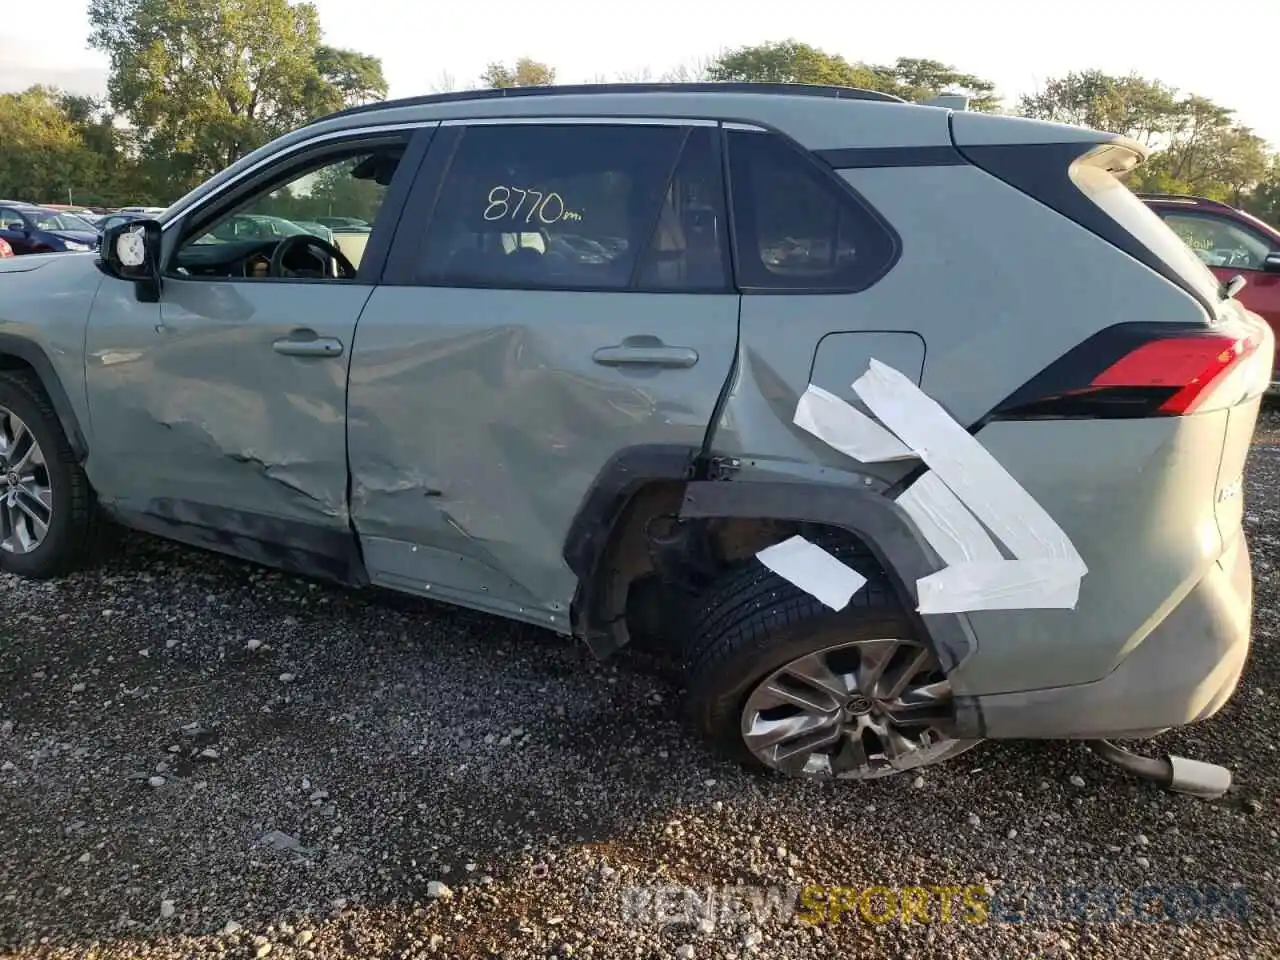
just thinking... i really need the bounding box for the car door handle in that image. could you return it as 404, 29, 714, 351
272, 330, 344, 358
592, 342, 699, 368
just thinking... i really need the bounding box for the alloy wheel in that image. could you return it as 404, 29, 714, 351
0, 406, 53, 554
740, 637, 975, 779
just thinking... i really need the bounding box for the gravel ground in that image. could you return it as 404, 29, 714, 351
2, 415, 1280, 959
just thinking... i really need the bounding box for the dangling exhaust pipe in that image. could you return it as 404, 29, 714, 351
1085, 740, 1232, 799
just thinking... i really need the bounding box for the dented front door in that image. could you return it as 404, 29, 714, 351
83, 275, 368, 577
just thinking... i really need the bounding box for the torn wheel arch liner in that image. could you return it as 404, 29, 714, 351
679, 477, 984, 737
561, 442, 703, 653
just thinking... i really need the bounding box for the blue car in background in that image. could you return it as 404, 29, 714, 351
0, 203, 99, 254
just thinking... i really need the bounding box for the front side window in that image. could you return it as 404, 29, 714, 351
1161, 212, 1272, 271
727, 130, 898, 292
172, 144, 404, 280
418, 123, 728, 291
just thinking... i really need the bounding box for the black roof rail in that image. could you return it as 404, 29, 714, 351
307, 82, 906, 127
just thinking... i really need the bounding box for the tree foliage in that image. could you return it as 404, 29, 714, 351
707, 40, 879, 88
480, 58, 556, 89
2, 24, 1279, 226
705, 42, 999, 110
1018, 71, 1273, 205
0, 87, 104, 203
84, 0, 387, 196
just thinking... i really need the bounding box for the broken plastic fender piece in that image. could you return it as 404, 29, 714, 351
756, 535, 868, 612
793, 384, 915, 463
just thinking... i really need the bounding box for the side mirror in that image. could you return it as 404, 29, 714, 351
99, 218, 163, 302
1264, 252, 1280, 274
4, 223, 23, 232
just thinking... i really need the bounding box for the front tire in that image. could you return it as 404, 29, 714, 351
0, 371, 97, 578
683, 543, 978, 780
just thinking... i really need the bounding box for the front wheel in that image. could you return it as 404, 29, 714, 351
0, 371, 98, 578
683, 547, 979, 780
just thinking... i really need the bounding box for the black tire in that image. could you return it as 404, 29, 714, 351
683, 539, 973, 776
0, 370, 98, 578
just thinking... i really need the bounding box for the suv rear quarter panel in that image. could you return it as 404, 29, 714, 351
712, 155, 1229, 696
952, 411, 1229, 694
714, 161, 1212, 464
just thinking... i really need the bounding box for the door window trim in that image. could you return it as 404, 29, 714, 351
159, 122, 437, 232
160, 125, 436, 286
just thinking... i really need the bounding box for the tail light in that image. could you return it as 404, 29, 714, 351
992, 323, 1265, 420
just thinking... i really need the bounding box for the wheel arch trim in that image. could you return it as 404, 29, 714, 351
679, 478, 985, 736
561, 443, 702, 655
0, 334, 88, 462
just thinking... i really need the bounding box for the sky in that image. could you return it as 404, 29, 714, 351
3, 0, 1278, 148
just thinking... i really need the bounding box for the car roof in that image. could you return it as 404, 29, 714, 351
307, 82, 905, 128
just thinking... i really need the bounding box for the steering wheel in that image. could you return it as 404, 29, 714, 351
268, 234, 358, 279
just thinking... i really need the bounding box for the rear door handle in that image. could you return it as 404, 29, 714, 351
272, 329, 344, 358
592, 342, 699, 368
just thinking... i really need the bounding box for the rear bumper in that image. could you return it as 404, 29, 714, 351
964, 533, 1252, 739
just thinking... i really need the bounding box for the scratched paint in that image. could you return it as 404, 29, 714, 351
82, 278, 369, 529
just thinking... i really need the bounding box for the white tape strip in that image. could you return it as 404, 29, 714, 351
895, 471, 1002, 567
915, 558, 1082, 613
793, 384, 915, 463
756, 535, 868, 612
852, 360, 1086, 612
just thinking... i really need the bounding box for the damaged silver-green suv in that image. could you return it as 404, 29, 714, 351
0, 83, 1269, 788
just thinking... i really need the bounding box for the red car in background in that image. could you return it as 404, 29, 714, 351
1141, 194, 1280, 389
0, 236, 12, 257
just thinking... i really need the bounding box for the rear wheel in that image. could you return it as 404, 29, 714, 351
683, 544, 979, 780
0, 371, 97, 578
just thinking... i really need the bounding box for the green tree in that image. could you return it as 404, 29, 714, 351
480, 58, 556, 89
314, 45, 388, 107
0, 86, 106, 204
1244, 160, 1280, 227
874, 57, 1000, 111
1020, 72, 1273, 204
87, 0, 386, 197
706, 40, 879, 88
705, 41, 999, 109
1148, 97, 1270, 203
1018, 71, 1181, 146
